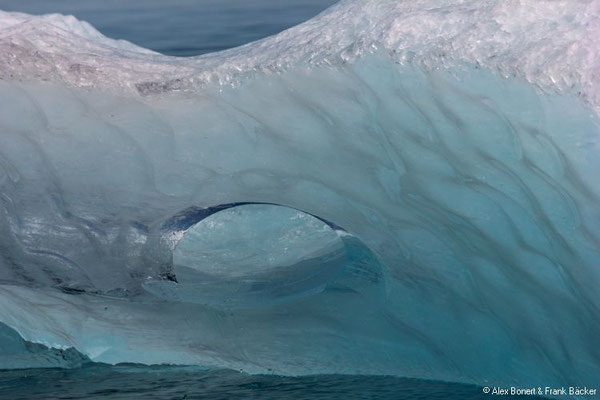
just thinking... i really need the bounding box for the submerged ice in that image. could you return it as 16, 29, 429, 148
0, 0, 599, 397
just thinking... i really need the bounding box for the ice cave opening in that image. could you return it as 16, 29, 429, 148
144, 203, 354, 308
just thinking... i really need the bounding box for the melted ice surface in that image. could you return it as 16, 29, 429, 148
0, 0, 599, 111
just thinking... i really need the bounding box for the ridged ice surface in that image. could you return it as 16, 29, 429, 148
0, 0, 599, 397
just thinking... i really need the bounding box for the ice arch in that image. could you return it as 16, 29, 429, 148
144, 202, 384, 308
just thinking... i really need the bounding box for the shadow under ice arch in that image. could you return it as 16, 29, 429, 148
143, 202, 386, 309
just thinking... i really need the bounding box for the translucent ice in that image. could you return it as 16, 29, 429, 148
0, 322, 89, 369
0, 0, 599, 396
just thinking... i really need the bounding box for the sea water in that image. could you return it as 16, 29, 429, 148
0, 365, 547, 400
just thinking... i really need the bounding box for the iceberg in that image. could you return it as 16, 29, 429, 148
0, 0, 598, 395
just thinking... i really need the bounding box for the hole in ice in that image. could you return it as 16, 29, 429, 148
175, 204, 344, 279
144, 203, 350, 308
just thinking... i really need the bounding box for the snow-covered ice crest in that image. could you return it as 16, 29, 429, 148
0, 0, 599, 110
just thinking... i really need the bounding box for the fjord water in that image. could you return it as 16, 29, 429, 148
1, 366, 549, 400
0, 0, 599, 399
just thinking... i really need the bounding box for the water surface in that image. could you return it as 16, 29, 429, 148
0, 365, 549, 400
